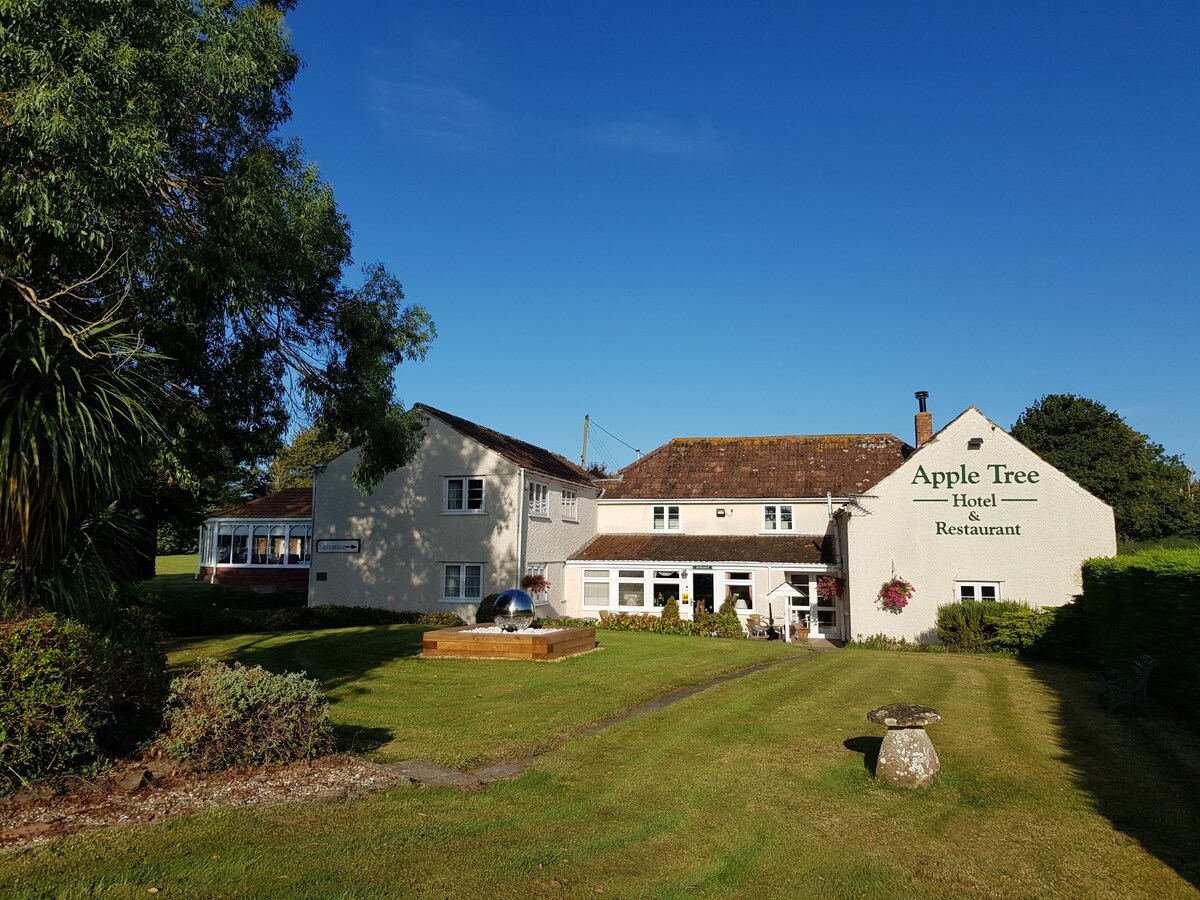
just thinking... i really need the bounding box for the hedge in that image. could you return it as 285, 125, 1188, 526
1077, 549, 1200, 717
147, 603, 464, 637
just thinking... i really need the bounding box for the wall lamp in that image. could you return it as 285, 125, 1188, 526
967, 437, 984, 449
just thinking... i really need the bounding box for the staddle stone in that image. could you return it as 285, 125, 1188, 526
866, 703, 942, 788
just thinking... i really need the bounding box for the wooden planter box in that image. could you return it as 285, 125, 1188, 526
421, 625, 597, 661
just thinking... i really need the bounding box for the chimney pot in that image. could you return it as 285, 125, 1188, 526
915, 392, 933, 446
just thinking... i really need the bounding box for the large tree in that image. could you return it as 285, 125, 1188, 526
0, 0, 434, 609
268, 424, 352, 492
1011, 395, 1197, 541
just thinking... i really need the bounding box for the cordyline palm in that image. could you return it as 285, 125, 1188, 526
0, 304, 162, 622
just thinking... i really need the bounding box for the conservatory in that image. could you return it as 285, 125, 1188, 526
196, 487, 312, 593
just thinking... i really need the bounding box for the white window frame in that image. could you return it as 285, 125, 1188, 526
526, 563, 551, 605
561, 489, 578, 521
652, 505, 680, 531
444, 477, 485, 514
581, 567, 685, 612
723, 571, 755, 611
784, 572, 812, 626
582, 569, 611, 609
956, 581, 1001, 602
763, 504, 794, 532
528, 481, 549, 518
442, 563, 484, 601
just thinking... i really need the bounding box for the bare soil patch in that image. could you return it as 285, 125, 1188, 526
0, 756, 405, 851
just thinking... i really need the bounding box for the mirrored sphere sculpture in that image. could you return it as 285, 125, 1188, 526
493, 589, 535, 631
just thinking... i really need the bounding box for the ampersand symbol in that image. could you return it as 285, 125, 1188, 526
969, 511, 981, 521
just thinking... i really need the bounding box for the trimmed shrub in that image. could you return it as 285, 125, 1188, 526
0, 615, 109, 791
156, 660, 335, 771
936, 599, 1027, 651
1077, 550, 1200, 716
694, 612, 747, 639
660, 597, 681, 623
476, 594, 498, 624
984, 607, 1057, 653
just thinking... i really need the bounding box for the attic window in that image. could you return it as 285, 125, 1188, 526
968, 437, 984, 449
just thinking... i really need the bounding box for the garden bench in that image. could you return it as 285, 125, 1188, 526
1090, 653, 1158, 717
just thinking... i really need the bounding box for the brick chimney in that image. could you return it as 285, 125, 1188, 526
914, 391, 933, 447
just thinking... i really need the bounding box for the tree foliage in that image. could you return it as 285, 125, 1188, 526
0, 1, 434, 610
1011, 394, 1197, 541
268, 424, 352, 492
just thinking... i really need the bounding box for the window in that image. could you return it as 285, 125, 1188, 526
443, 563, 483, 600
652, 570, 683, 608
526, 563, 550, 605
528, 482, 549, 517
724, 571, 754, 610
582, 569, 610, 608
653, 505, 680, 531
561, 489, 578, 520
445, 477, 485, 513
289, 525, 312, 564
206, 520, 311, 567
763, 504, 794, 532
957, 581, 1000, 602
618, 569, 646, 607
785, 572, 811, 625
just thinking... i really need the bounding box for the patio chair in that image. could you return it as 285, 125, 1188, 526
745, 614, 771, 639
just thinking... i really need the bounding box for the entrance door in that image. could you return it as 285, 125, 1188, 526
812, 593, 842, 639
692, 573, 714, 616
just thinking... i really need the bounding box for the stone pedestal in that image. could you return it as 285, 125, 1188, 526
866, 703, 942, 788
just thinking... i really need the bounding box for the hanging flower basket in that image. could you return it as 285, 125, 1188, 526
877, 577, 914, 614
521, 574, 551, 595
817, 576, 846, 602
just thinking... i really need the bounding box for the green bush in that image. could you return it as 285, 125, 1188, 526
156, 659, 336, 772
95, 606, 169, 754
848, 634, 947, 653
936, 599, 1028, 651
537, 613, 746, 639
984, 607, 1057, 653
660, 597, 681, 623
0, 615, 109, 791
694, 612, 747, 639
476, 594, 498, 624
141, 599, 464, 637
1077, 550, 1200, 717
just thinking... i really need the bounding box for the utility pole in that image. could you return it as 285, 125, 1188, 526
581, 414, 590, 467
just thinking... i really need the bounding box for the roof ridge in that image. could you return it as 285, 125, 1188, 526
417, 403, 595, 486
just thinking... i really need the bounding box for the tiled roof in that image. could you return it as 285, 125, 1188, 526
601, 434, 912, 500
571, 534, 834, 565
209, 487, 312, 520
418, 404, 596, 488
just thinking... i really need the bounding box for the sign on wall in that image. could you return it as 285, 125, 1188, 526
910, 463, 1040, 537
316, 539, 361, 553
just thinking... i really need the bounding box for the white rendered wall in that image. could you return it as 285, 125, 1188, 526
523, 480, 599, 617
598, 500, 832, 535
308, 414, 521, 620
845, 408, 1116, 641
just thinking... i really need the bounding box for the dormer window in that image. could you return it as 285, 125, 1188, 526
445, 477, 485, 513
653, 505, 680, 531
764, 504, 793, 531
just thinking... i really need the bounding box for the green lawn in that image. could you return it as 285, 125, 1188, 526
6, 640, 1199, 898
168, 627, 804, 767
155, 553, 199, 576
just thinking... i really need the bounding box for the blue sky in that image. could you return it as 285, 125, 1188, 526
281, 1, 1199, 472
